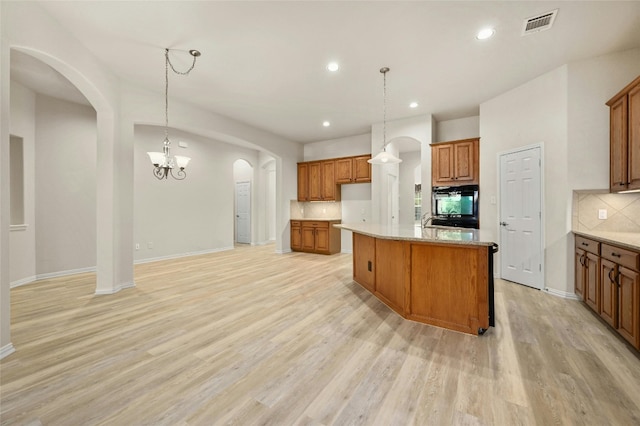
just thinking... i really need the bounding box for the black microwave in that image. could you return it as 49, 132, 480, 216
431, 185, 479, 229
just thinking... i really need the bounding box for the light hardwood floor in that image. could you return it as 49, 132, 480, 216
2, 243, 640, 425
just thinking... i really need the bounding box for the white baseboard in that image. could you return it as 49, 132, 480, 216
544, 287, 580, 300
95, 281, 136, 295
10, 275, 37, 288
0, 343, 16, 360
276, 249, 292, 254
341, 249, 353, 254
37, 266, 96, 281
134, 246, 235, 265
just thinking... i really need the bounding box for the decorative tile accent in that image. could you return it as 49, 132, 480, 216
574, 191, 640, 233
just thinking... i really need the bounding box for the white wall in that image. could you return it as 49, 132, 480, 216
480, 47, 640, 295
35, 94, 97, 276
134, 125, 260, 261
480, 66, 569, 293
9, 81, 36, 286
304, 133, 371, 161
399, 151, 421, 226
435, 116, 480, 143
567, 48, 640, 191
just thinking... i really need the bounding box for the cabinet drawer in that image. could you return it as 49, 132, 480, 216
575, 236, 600, 255
303, 221, 329, 228
291, 221, 301, 227
601, 243, 640, 271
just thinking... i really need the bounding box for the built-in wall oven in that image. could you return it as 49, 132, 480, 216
431, 185, 479, 229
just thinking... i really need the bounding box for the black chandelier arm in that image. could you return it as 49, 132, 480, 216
153, 166, 168, 180
170, 168, 187, 180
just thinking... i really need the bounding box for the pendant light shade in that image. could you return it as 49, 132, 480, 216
368, 67, 402, 165
368, 148, 402, 164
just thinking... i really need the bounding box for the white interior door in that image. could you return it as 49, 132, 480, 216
499, 146, 543, 289
235, 181, 251, 244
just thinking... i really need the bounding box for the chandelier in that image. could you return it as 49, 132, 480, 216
147, 48, 201, 180
368, 67, 402, 165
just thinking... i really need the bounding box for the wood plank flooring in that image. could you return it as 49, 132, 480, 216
2, 243, 640, 425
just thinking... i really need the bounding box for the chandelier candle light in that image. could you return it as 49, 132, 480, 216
368, 67, 402, 165
147, 48, 201, 180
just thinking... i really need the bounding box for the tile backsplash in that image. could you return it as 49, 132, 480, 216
290, 200, 342, 220
573, 190, 640, 232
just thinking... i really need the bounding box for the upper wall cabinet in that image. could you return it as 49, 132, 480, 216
335, 155, 372, 184
298, 160, 339, 202
607, 74, 640, 193
298, 154, 371, 202
431, 138, 479, 186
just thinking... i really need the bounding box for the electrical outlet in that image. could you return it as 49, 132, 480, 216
135, 243, 140, 250
598, 209, 607, 220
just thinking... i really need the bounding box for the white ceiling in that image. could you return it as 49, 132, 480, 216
10, 1, 640, 144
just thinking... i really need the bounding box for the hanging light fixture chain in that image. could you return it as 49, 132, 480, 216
380, 67, 390, 150
164, 49, 170, 142
166, 49, 199, 75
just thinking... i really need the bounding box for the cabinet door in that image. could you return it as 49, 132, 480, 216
600, 258, 618, 328
453, 140, 476, 183
584, 252, 600, 313
618, 266, 640, 349
610, 96, 628, 191
353, 156, 372, 182
297, 163, 309, 201
308, 162, 323, 201
335, 158, 353, 183
301, 226, 316, 251
321, 160, 337, 200
315, 226, 330, 253
628, 82, 640, 190
432, 144, 454, 185
353, 233, 375, 292
575, 248, 585, 299
291, 223, 302, 251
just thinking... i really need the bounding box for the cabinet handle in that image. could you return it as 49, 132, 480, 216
581, 242, 589, 247
611, 252, 621, 258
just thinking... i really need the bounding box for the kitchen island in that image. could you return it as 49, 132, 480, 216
335, 223, 498, 335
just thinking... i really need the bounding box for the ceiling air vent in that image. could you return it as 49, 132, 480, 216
522, 9, 558, 35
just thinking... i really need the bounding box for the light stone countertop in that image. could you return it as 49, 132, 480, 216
573, 229, 640, 252
335, 223, 498, 248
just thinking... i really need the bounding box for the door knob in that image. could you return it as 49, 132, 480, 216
500, 221, 508, 227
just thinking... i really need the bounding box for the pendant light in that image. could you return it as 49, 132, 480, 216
368, 67, 402, 165
147, 48, 201, 180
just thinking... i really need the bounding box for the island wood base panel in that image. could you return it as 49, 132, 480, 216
352, 233, 491, 335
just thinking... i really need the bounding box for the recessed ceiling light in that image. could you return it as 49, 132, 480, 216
476, 28, 495, 40
327, 62, 339, 72
409, 102, 419, 109
323, 121, 331, 127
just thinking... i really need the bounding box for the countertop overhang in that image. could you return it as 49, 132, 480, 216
573, 229, 640, 251
335, 223, 497, 247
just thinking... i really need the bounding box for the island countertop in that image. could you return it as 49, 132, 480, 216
335, 223, 497, 247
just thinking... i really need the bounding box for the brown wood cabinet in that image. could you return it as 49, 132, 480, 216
291, 221, 302, 251
299, 160, 339, 202
431, 138, 479, 186
607, 74, 640, 192
291, 220, 341, 254
297, 163, 309, 201
575, 233, 640, 350
299, 154, 371, 201
352, 232, 491, 335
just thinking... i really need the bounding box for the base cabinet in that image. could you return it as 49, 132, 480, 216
575, 234, 640, 351
352, 233, 491, 335
291, 220, 341, 255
